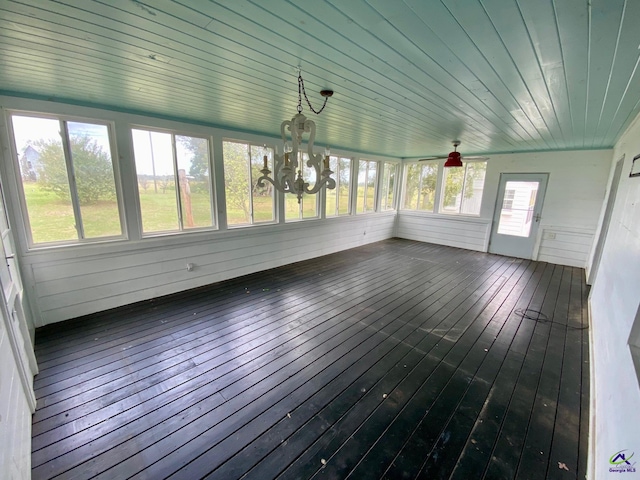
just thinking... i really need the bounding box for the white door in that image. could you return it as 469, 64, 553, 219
0, 179, 37, 409
489, 173, 548, 259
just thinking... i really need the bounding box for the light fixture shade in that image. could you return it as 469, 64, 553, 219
444, 151, 463, 167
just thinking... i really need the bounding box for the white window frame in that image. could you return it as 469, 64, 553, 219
439, 160, 487, 216
132, 126, 217, 235
326, 156, 352, 218
222, 140, 276, 228
7, 110, 126, 248
356, 159, 379, 214
380, 162, 399, 211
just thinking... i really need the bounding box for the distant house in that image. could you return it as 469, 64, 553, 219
19, 145, 40, 181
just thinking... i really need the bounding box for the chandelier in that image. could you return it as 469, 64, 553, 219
257, 70, 336, 203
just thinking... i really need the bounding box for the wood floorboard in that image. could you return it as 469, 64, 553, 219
30, 239, 590, 480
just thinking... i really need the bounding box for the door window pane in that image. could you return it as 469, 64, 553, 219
497, 181, 540, 237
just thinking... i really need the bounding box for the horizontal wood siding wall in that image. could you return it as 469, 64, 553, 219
536, 226, 594, 268
22, 214, 395, 325
395, 213, 490, 252
0, 310, 32, 479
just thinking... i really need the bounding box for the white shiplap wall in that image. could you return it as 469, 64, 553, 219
397, 150, 612, 266
586, 111, 640, 479
23, 214, 396, 325
396, 213, 490, 252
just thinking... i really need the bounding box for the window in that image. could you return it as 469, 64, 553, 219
326, 156, 352, 217
401, 162, 438, 212
10, 114, 123, 245
356, 160, 378, 214
441, 161, 486, 215
285, 154, 319, 221
222, 141, 275, 226
380, 162, 397, 211
502, 189, 516, 211
132, 129, 215, 234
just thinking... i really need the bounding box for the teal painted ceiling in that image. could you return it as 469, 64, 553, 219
0, 0, 639, 159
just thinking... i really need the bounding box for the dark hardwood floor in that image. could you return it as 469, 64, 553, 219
31, 239, 590, 480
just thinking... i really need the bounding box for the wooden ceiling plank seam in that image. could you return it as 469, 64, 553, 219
553, 0, 591, 149
396, 0, 547, 150
478, 0, 563, 150
596, 0, 640, 143
306, 0, 533, 149
41, 0, 480, 151
592, 0, 627, 147
434, 0, 559, 150
601, 54, 640, 144
583, 0, 626, 148
198, 0, 512, 150
550, 0, 577, 143
515, 0, 572, 146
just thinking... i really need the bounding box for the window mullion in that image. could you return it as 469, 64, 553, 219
247, 145, 254, 224
459, 163, 469, 213
417, 166, 424, 210
171, 135, 183, 230
60, 121, 85, 239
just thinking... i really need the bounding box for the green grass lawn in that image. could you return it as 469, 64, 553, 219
22, 182, 371, 244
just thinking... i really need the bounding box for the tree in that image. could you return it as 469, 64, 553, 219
35, 135, 115, 204
222, 141, 251, 222
177, 135, 209, 180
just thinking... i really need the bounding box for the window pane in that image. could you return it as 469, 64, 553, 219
460, 161, 486, 215
402, 164, 421, 210
176, 135, 213, 229
418, 163, 438, 211
326, 157, 339, 217
285, 194, 300, 220
250, 145, 275, 223
441, 161, 486, 215
223, 141, 251, 226
357, 160, 377, 213
67, 122, 122, 238
338, 158, 351, 215
132, 129, 179, 233
302, 155, 318, 219
366, 162, 377, 211
12, 116, 76, 243
381, 162, 396, 211
326, 156, 351, 217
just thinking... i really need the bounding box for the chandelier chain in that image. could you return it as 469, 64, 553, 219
298, 73, 328, 115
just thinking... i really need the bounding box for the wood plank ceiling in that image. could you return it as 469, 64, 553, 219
0, 0, 638, 159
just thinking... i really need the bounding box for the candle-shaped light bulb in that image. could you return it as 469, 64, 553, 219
324, 146, 330, 169
263, 154, 268, 169
284, 142, 292, 154
324, 146, 331, 157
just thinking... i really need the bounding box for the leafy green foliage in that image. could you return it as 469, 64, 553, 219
35, 135, 115, 205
